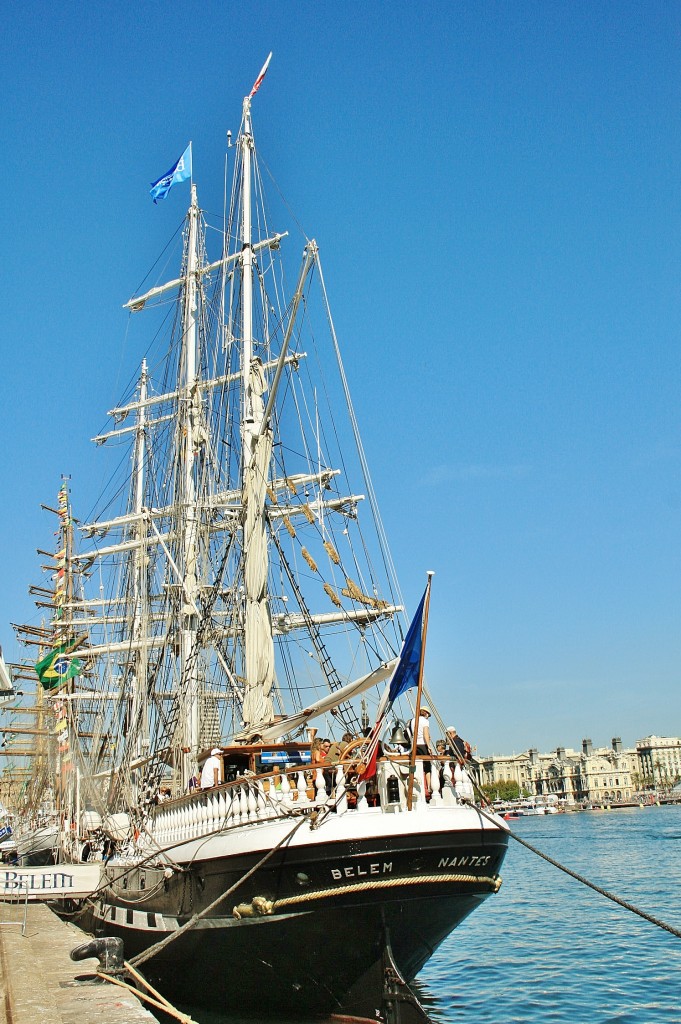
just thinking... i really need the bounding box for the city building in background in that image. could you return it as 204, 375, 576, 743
478, 735, 681, 804
635, 736, 681, 791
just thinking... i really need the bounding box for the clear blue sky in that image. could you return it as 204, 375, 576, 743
2, 2, 680, 756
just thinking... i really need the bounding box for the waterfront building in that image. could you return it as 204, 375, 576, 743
568, 738, 636, 804
478, 737, 636, 804
635, 735, 681, 790
477, 751, 533, 794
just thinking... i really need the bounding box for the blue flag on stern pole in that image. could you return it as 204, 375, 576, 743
387, 587, 427, 704
149, 143, 192, 204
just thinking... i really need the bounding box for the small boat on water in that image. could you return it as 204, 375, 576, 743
6, 58, 509, 1018
495, 795, 560, 818
519, 798, 546, 816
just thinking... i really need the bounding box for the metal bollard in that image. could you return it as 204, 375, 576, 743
71, 936, 125, 976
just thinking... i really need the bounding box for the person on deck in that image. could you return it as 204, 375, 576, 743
310, 737, 324, 765
445, 727, 475, 801
340, 732, 354, 755
323, 738, 343, 763
319, 738, 341, 794
445, 726, 471, 763
201, 748, 223, 789
410, 707, 434, 798
434, 739, 448, 789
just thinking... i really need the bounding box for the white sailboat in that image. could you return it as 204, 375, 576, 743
21, 60, 509, 1017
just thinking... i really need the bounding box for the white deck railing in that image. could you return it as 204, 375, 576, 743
148, 757, 473, 847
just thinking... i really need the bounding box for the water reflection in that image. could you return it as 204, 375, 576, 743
173, 990, 444, 1024
173, 985, 445, 1024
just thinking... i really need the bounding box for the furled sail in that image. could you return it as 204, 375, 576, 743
243, 359, 275, 727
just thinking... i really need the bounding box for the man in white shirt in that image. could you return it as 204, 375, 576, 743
201, 748, 223, 789
409, 707, 433, 797
446, 726, 475, 802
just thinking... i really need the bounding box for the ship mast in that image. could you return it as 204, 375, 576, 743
130, 360, 149, 766
241, 98, 255, 433
181, 185, 201, 786
240, 92, 275, 729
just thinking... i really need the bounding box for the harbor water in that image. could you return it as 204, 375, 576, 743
181, 805, 681, 1024
419, 804, 681, 1023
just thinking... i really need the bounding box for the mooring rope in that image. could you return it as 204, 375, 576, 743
96, 969, 198, 1024
472, 800, 681, 941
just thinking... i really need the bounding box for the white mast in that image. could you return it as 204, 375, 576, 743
181, 184, 201, 786
240, 80, 275, 729
130, 360, 149, 766
241, 97, 255, 439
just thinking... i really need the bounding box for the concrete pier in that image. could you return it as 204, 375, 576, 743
0, 902, 158, 1024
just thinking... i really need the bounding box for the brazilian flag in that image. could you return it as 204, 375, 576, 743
35, 645, 82, 689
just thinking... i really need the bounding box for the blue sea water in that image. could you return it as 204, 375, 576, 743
180, 806, 681, 1024
416, 806, 681, 1023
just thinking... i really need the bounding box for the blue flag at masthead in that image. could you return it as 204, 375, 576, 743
149, 144, 192, 204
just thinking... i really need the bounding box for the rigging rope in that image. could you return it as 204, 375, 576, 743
467, 784, 681, 942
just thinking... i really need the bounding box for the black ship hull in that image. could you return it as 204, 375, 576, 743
81, 817, 508, 1017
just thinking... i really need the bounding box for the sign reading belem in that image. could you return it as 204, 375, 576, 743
0, 864, 102, 900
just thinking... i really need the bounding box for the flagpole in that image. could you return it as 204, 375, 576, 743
406, 571, 434, 811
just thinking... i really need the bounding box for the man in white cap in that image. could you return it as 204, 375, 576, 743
446, 726, 469, 762
445, 726, 475, 801
201, 748, 223, 789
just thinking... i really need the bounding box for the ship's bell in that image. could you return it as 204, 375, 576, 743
389, 722, 408, 746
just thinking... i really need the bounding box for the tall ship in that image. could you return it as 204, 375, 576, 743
3, 571, 65, 867
11, 60, 508, 1017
